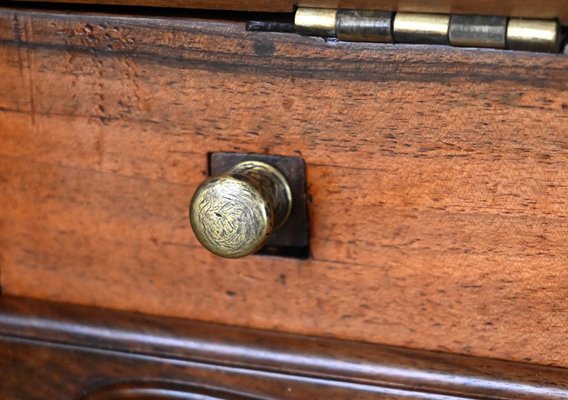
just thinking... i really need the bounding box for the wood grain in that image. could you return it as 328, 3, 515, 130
3, 295, 568, 399
0, 8, 567, 367
9, 0, 568, 23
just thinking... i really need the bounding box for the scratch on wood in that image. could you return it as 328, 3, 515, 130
12, 14, 26, 113
25, 16, 36, 125
12, 14, 22, 42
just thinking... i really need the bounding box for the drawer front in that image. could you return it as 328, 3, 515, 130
1, 8, 567, 367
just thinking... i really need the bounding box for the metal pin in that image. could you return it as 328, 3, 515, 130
336, 9, 393, 42
295, 8, 337, 37
393, 13, 450, 45
449, 15, 507, 48
507, 19, 560, 53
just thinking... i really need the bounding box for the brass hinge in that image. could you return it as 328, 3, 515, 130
291, 8, 563, 53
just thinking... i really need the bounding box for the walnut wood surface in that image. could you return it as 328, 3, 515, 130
9, 0, 568, 23
3, 296, 568, 399
0, 8, 567, 368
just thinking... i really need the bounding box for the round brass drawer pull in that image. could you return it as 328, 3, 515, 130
190, 161, 292, 258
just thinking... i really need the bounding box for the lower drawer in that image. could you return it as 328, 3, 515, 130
0, 7, 567, 367
2, 296, 568, 400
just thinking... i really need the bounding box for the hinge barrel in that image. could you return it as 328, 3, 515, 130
294, 7, 563, 53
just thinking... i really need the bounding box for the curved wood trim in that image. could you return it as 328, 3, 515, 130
83, 381, 261, 399
1, 296, 568, 400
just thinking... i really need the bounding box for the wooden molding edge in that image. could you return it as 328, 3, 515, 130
1, 295, 568, 399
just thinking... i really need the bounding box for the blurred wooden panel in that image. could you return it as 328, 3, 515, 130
0, 9, 568, 367
9, 0, 568, 23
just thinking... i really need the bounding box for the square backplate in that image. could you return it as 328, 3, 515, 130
209, 152, 309, 259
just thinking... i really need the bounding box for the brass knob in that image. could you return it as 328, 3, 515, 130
190, 161, 292, 258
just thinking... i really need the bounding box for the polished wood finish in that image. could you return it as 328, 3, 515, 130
0, 8, 567, 367
2, 295, 568, 399
10, 0, 568, 23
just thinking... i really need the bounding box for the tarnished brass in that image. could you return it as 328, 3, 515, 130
293, 8, 563, 53
393, 13, 450, 45
507, 19, 560, 53
295, 7, 337, 37
336, 9, 393, 42
449, 15, 506, 48
190, 161, 292, 259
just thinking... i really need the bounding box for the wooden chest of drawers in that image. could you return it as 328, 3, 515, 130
0, 2, 567, 398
